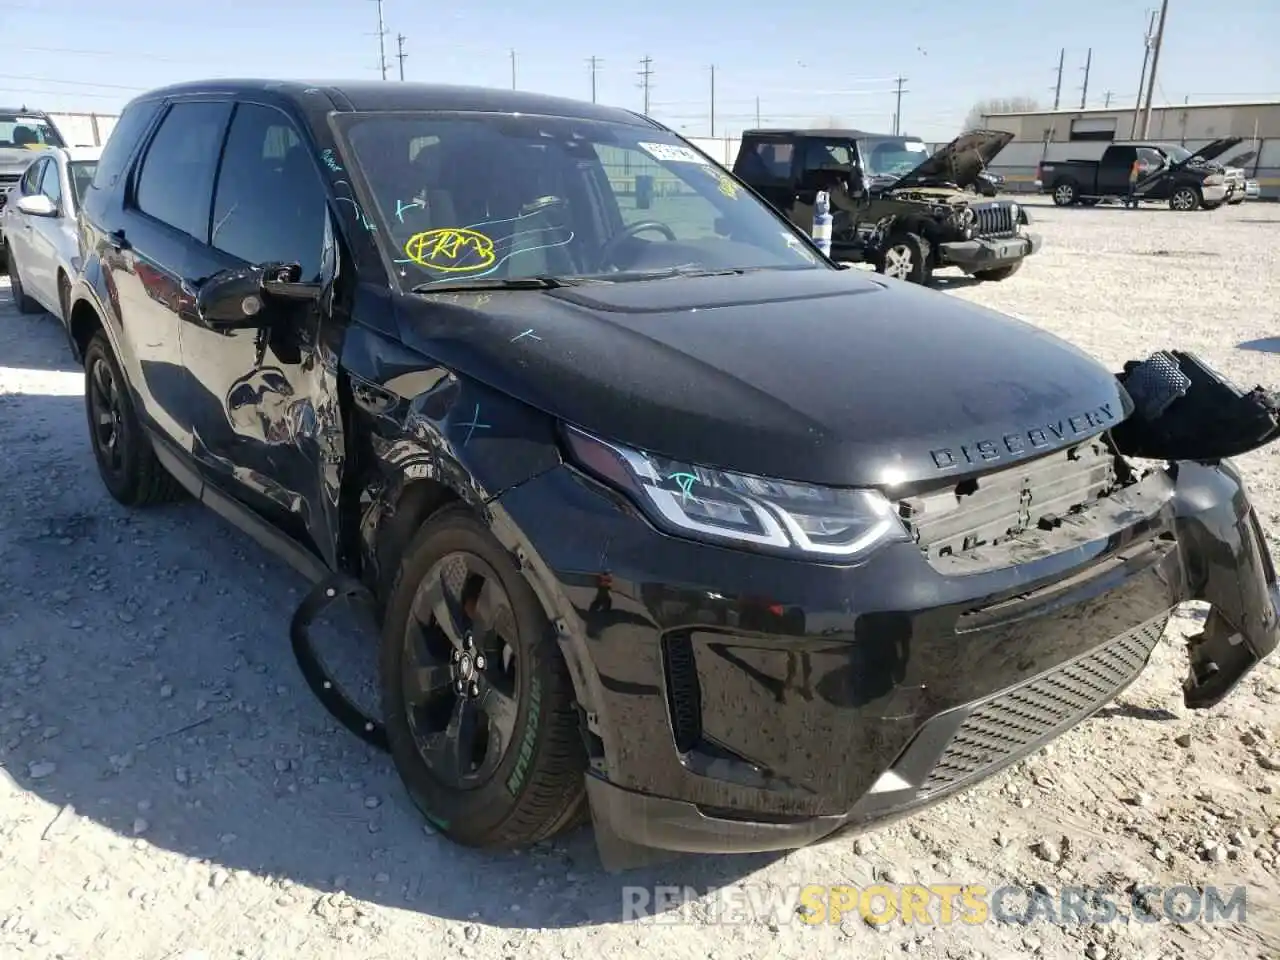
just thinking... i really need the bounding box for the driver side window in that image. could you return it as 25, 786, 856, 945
19, 157, 43, 196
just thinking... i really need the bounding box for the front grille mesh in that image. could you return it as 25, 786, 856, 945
921, 612, 1171, 794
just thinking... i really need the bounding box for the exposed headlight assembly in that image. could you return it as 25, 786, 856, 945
563, 425, 910, 560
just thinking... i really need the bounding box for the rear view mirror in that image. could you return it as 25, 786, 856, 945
16, 194, 56, 217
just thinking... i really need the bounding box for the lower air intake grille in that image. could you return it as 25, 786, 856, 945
661, 632, 702, 753
920, 611, 1171, 794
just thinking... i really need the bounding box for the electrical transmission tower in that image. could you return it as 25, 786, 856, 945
638, 56, 654, 115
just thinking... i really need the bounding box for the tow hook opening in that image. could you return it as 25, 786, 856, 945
1183, 607, 1260, 710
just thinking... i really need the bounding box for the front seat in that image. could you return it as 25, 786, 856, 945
11, 125, 37, 147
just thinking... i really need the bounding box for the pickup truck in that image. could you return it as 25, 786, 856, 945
1037, 139, 1236, 211
732, 127, 1039, 285
0, 107, 67, 265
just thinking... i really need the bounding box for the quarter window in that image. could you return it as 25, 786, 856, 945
134, 100, 231, 241
210, 102, 328, 281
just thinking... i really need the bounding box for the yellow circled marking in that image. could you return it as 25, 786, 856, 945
403, 228, 496, 272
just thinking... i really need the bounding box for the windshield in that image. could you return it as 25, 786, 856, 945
334, 112, 823, 287
860, 136, 931, 177
68, 160, 97, 206
0, 114, 64, 149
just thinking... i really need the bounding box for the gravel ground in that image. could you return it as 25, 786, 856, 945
2, 197, 1280, 960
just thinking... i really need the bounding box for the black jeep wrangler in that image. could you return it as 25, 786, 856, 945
732, 128, 1040, 284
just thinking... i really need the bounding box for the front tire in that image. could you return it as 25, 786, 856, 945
875, 231, 932, 284
1170, 186, 1201, 211
380, 506, 587, 848
83, 332, 184, 506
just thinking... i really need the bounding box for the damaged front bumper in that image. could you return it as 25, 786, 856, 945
494, 440, 1278, 860
940, 231, 1041, 271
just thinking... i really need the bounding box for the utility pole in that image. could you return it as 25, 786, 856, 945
709, 65, 716, 137
638, 56, 653, 115
1051, 48, 1064, 109
755, 96, 761, 127
396, 34, 407, 81
587, 56, 600, 103
1130, 8, 1159, 136
891, 75, 907, 135
1104, 90, 1113, 108
371, 0, 387, 80
510, 49, 517, 89
1140, 0, 1169, 138
1079, 47, 1092, 109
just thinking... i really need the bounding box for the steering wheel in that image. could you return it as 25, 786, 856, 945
598, 219, 677, 269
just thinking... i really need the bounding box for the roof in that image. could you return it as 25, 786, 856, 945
985, 98, 1280, 118
127, 80, 653, 127
0, 107, 51, 116
743, 127, 877, 139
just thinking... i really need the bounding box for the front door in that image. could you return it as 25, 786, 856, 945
6, 157, 47, 295
25, 154, 66, 307
105, 98, 233, 451
179, 99, 344, 566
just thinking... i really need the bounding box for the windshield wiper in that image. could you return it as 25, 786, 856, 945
410, 276, 575, 293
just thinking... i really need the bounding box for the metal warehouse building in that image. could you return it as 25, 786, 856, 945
975, 100, 1280, 198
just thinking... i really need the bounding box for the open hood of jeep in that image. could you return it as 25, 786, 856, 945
892, 130, 1014, 189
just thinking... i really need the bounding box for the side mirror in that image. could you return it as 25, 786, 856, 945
195, 262, 320, 331
17, 194, 57, 217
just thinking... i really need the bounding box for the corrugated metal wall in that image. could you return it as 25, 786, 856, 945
49, 112, 119, 147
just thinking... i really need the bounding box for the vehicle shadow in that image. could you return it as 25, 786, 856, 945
932, 274, 984, 290
0, 387, 780, 930
0, 284, 79, 373
1238, 338, 1280, 355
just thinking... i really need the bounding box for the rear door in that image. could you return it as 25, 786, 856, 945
106, 98, 233, 450
732, 136, 796, 216
179, 98, 342, 562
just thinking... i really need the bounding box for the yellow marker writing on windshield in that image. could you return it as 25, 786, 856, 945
403, 228, 496, 272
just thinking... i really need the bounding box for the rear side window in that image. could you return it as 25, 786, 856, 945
134, 100, 231, 241
737, 140, 793, 182
91, 100, 162, 193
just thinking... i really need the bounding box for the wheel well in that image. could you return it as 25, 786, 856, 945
69, 298, 104, 362
1052, 177, 1076, 191
370, 478, 462, 602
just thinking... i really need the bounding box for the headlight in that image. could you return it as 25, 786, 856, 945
1008, 202, 1020, 221
563, 425, 910, 559
932, 205, 949, 218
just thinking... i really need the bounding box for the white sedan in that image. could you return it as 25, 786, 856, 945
3, 145, 100, 322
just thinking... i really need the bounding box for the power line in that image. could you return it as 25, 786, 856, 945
587, 56, 601, 103
1140, 0, 1170, 138
370, 0, 387, 79
1079, 47, 1092, 109
638, 56, 654, 115
396, 34, 407, 81
892, 75, 908, 135
0, 73, 148, 92
1052, 47, 1065, 109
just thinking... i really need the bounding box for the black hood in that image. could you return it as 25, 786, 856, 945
1187, 136, 1243, 165
391, 269, 1130, 488
892, 130, 1015, 189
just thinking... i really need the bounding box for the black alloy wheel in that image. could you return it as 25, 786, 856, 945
402, 550, 521, 789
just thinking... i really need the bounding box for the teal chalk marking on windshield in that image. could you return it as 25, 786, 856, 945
396, 199, 426, 222
320, 149, 343, 173
669, 472, 698, 503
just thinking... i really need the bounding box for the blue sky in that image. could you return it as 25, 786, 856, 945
2, 0, 1277, 141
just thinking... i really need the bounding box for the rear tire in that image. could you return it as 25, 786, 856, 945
83, 331, 185, 507
875, 232, 932, 284
380, 505, 587, 848
8, 252, 42, 314
1052, 181, 1078, 206
973, 261, 1023, 282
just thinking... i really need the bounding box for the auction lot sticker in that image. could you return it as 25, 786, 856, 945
638, 142, 710, 165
